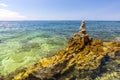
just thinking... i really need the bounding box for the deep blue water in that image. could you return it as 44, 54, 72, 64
0, 21, 120, 75
0, 21, 120, 41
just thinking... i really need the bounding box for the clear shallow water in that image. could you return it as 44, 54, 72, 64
0, 21, 120, 75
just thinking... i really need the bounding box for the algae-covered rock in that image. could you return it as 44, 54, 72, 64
4, 21, 120, 80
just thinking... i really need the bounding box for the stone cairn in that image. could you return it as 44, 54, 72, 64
79, 21, 88, 36
68, 21, 91, 48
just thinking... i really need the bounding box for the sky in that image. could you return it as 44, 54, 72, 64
0, 0, 120, 20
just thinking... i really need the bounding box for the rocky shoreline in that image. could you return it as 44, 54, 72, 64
1, 21, 120, 80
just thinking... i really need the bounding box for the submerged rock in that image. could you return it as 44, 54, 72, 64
4, 21, 120, 80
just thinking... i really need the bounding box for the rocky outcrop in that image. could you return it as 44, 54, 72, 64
6, 21, 120, 80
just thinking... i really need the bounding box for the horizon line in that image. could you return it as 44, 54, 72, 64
0, 19, 120, 21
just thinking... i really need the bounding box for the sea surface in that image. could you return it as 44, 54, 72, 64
0, 21, 120, 76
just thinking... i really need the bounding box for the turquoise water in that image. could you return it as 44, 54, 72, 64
0, 21, 120, 75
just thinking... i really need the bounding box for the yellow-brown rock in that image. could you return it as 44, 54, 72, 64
6, 21, 120, 80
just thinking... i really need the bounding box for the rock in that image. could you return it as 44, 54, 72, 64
80, 21, 86, 32
3, 21, 120, 80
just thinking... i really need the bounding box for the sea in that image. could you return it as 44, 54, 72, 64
0, 21, 120, 76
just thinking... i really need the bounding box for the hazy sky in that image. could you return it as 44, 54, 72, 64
0, 0, 120, 20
